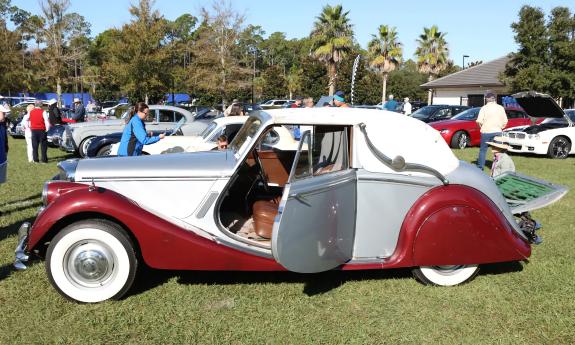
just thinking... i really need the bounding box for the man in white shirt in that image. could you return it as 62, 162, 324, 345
476, 91, 507, 170
403, 97, 412, 115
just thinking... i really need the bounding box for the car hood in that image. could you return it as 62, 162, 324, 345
510, 121, 569, 134
74, 150, 237, 181
512, 91, 571, 122
68, 119, 125, 129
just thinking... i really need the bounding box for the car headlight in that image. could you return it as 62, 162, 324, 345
528, 134, 540, 140
41, 182, 49, 206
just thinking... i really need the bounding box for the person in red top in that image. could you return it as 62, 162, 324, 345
29, 100, 51, 163
290, 96, 303, 108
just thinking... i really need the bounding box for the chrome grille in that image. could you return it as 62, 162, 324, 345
508, 132, 526, 139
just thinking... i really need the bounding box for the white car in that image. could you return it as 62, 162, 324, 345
259, 99, 292, 109
110, 116, 299, 155
503, 92, 575, 159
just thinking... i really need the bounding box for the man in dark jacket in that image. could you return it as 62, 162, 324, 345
73, 97, 86, 122
47, 99, 63, 126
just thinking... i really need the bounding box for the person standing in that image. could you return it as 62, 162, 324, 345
22, 104, 34, 162
73, 97, 86, 122
0, 104, 9, 183
403, 97, 412, 115
29, 100, 51, 163
383, 94, 398, 111
47, 99, 62, 126
333, 91, 350, 108
224, 99, 240, 116
117, 102, 165, 156
476, 91, 507, 170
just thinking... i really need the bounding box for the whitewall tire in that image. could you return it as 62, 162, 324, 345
413, 265, 479, 286
46, 220, 137, 303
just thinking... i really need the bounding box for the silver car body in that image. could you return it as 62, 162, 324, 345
60, 108, 558, 272
60, 105, 210, 154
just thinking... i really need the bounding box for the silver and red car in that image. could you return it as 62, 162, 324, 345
14, 108, 567, 303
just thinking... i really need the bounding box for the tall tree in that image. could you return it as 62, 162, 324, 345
195, 0, 248, 107
547, 7, 575, 101
503, 6, 551, 94
310, 4, 354, 96
415, 25, 449, 104
367, 25, 402, 104
286, 66, 303, 99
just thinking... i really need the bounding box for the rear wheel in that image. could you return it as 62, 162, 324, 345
450, 131, 469, 149
46, 220, 138, 303
547, 136, 571, 159
97, 144, 113, 157
413, 265, 479, 286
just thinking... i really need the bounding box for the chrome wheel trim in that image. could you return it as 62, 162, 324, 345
80, 137, 95, 156
64, 240, 117, 288
430, 265, 465, 276
552, 138, 569, 158
418, 264, 479, 286
457, 133, 468, 149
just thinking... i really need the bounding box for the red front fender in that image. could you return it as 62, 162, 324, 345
29, 183, 283, 271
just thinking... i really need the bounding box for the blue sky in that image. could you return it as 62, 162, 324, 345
12, 0, 574, 66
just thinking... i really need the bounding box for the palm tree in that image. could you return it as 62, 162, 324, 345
310, 4, 354, 96
368, 25, 402, 104
415, 25, 449, 104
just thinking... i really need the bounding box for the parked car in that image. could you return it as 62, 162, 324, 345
88, 116, 248, 157
59, 105, 211, 158
103, 102, 129, 116
259, 99, 292, 109
431, 107, 535, 149
410, 105, 469, 123
13, 107, 567, 303
502, 91, 575, 159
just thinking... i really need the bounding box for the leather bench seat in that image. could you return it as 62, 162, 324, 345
252, 200, 279, 239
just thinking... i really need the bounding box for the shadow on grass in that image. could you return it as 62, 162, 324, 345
0, 217, 36, 242
0, 264, 16, 283
0, 193, 41, 208
478, 261, 524, 276
127, 266, 414, 299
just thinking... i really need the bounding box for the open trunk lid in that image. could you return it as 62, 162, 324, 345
512, 91, 572, 125
495, 172, 568, 214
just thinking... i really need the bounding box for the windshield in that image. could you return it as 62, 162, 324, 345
230, 116, 262, 154
452, 108, 480, 121
541, 111, 575, 125
411, 106, 439, 119
201, 121, 218, 139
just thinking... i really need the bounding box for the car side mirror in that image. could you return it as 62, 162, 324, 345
391, 155, 406, 170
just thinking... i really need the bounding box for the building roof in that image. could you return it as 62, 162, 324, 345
421, 55, 510, 89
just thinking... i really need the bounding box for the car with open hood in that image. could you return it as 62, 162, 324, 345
502, 91, 575, 159
13, 108, 567, 303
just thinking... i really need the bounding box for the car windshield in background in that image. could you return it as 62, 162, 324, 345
452, 108, 480, 121
542, 111, 575, 125
100, 101, 118, 108
565, 110, 575, 122
201, 121, 218, 140
411, 106, 440, 120
230, 116, 262, 154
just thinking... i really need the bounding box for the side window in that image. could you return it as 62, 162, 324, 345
174, 111, 185, 122
224, 124, 243, 143
435, 108, 451, 119
506, 110, 523, 119
291, 126, 349, 181
144, 109, 156, 123
158, 109, 175, 122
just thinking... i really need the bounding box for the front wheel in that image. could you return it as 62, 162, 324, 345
547, 136, 571, 159
412, 265, 479, 286
79, 136, 95, 158
46, 220, 138, 303
450, 131, 469, 149
97, 144, 113, 157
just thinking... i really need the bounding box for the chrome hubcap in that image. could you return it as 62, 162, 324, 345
553, 139, 569, 158
431, 265, 464, 276
65, 241, 115, 287
458, 134, 467, 149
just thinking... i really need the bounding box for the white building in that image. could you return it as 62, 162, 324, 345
421, 55, 511, 107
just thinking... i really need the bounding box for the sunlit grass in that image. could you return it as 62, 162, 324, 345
1, 138, 574, 344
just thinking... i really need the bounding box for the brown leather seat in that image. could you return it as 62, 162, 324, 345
252, 200, 279, 239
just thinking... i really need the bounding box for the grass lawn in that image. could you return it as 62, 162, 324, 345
1, 136, 574, 344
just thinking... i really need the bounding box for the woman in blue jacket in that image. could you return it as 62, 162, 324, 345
118, 102, 165, 156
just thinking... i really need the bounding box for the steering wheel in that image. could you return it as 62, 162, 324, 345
252, 148, 270, 193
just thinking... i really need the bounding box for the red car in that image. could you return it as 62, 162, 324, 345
431, 107, 534, 149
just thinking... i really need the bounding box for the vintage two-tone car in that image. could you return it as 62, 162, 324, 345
503, 92, 575, 159
14, 108, 567, 303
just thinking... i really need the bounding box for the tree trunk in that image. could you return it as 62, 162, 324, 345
427, 75, 433, 104
289, 90, 293, 100
381, 73, 388, 104
56, 78, 62, 107
328, 63, 336, 96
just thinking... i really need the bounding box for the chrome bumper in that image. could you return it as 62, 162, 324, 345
14, 222, 31, 270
